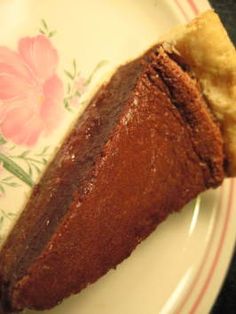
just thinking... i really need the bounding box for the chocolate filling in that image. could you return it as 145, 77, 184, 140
0, 45, 224, 313
1, 60, 143, 280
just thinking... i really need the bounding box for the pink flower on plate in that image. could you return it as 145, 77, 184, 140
69, 77, 87, 108
0, 35, 64, 146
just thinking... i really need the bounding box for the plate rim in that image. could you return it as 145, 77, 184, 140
0, 1, 235, 313
171, 1, 236, 313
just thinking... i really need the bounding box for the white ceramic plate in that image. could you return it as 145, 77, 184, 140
0, 1, 235, 314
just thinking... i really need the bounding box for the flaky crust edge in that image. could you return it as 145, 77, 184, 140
160, 10, 236, 176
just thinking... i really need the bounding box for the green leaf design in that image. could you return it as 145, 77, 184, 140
39, 19, 56, 38
0, 209, 16, 225
1, 176, 14, 182
67, 83, 72, 94
0, 176, 20, 194
41, 19, 48, 30
42, 158, 47, 165
9, 145, 16, 151
73, 59, 77, 76
27, 163, 33, 177
1, 177, 20, 188
20, 150, 30, 158
36, 146, 50, 157
0, 134, 7, 145
32, 163, 41, 175
7, 212, 16, 217
64, 70, 74, 80
0, 185, 5, 195
3, 182, 20, 188
86, 60, 108, 85
7, 146, 49, 182
39, 29, 46, 35
49, 31, 57, 38
0, 153, 34, 187
63, 59, 108, 113
64, 99, 73, 112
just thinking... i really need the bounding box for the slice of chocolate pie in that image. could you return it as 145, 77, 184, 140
0, 10, 235, 313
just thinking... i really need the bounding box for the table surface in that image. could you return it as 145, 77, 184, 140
208, 2, 236, 313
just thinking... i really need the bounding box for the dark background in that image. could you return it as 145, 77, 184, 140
208, 1, 236, 313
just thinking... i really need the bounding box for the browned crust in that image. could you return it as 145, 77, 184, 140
161, 10, 236, 175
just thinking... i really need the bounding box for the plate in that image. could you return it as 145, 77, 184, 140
0, 1, 235, 314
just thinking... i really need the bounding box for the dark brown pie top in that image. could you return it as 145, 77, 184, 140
0, 45, 224, 313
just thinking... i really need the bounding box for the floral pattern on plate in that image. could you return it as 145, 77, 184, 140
0, 20, 107, 244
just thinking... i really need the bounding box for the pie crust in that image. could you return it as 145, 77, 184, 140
161, 10, 236, 176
